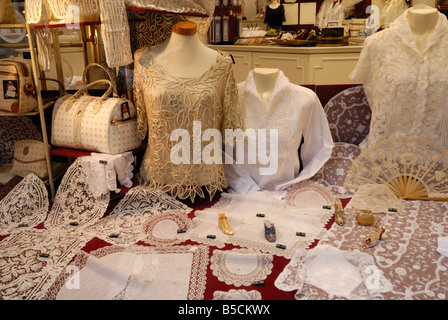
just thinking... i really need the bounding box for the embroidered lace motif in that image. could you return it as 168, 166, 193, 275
0, 174, 49, 236
0, 228, 91, 300
185, 185, 334, 258
133, 49, 243, 201
275, 245, 393, 300
210, 248, 274, 287
46, 244, 209, 300
45, 158, 110, 232
85, 186, 191, 246
125, 0, 214, 16
141, 210, 192, 246
311, 142, 361, 198
213, 289, 262, 300
350, 9, 448, 150
307, 201, 448, 299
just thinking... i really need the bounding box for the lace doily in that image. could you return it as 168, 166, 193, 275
213, 289, 262, 300
45, 158, 110, 232
324, 86, 371, 145
46, 244, 209, 300
275, 245, 393, 300
210, 248, 273, 287
349, 184, 406, 213
0, 174, 49, 236
185, 189, 334, 258
285, 180, 334, 209
141, 210, 192, 246
85, 186, 191, 246
0, 228, 91, 300
311, 142, 361, 198
309, 200, 448, 299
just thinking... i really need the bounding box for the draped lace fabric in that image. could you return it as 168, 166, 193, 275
225, 70, 333, 194
0, 174, 49, 236
310, 142, 361, 198
85, 186, 192, 246
275, 245, 393, 300
185, 185, 334, 258
349, 184, 405, 213
45, 158, 110, 232
312, 200, 448, 300
46, 244, 209, 300
350, 8, 448, 150
133, 49, 243, 201
80, 152, 135, 198
210, 248, 274, 287
0, 228, 91, 300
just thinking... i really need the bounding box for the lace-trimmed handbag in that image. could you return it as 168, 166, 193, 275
0, 59, 37, 114
51, 63, 142, 154
11, 139, 49, 179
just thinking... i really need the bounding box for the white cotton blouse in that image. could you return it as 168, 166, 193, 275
350, 8, 448, 150
224, 71, 334, 194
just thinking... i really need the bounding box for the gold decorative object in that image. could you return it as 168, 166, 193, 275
356, 209, 375, 226
344, 137, 448, 201
334, 198, 345, 226
362, 225, 387, 249
218, 212, 233, 235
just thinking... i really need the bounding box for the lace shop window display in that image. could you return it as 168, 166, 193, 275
133, 21, 245, 202
350, 4, 448, 150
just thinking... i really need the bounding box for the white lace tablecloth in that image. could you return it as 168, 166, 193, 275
184, 183, 334, 258
46, 244, 209, 300
276, 200, 448, 300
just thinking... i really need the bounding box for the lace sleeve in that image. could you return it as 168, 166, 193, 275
221, 56, 245, 136
133, 50, 148, 140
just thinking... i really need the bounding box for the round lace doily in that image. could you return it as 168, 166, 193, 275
285, 180, 334, 209
213, 289, 262, 300
141, 210, 192, 246
210, 248, 274, 287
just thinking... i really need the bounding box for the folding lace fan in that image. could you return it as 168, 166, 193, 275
344, 137, 448, 200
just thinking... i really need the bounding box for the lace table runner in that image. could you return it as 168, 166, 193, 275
0, 174, 49, 236
277, 200, 448, 299
184, 183, 334, 258
0, 228, 91, 300
46, 244, 208, 300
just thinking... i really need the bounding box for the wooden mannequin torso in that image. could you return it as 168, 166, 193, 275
253, 68, 280, 113
148, 21, 218, 78
407, 5, 439, 53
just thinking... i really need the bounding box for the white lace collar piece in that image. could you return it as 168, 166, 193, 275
45, 158, 110, 233
0, 174, 49, 236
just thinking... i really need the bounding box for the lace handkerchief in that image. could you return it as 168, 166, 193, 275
85, 186, 192, 246
185, 186, 334, 258
210, 248, 273, 287
349, 184, 405, 213
0, 173, 49, 236
0, 228, 91, 300
275, 245, 393, 300
48, 245, 208, 300
45, 158, 110, 232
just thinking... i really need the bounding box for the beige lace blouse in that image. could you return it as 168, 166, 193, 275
133, 48, 243, 201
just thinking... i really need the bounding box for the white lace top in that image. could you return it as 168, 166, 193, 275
350, 8, 448, 150
225, 71, 334, 194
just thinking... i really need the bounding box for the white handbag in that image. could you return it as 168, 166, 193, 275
51, 63, 142, 155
